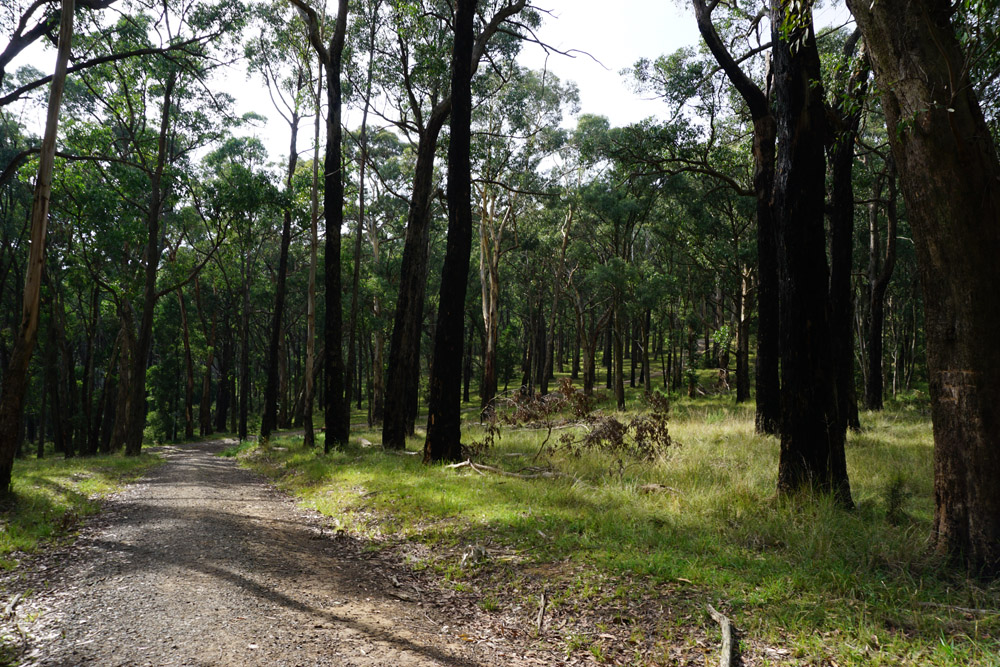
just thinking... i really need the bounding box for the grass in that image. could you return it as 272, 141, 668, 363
0, 451, 162, 569
232, 383, 1000, 666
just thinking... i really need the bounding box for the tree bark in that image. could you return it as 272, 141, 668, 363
124, 69, 176, 456
303, 60, 322, 448
865, 159, 897, 411
0, 0, 75, 493
383, 105, 449, 449
321, 0, 350, 450
771, 0, 851, 507
423, 0, 477, 462
828, 33, 867, 433
262, 105, 301, 438
692, 0, 780, 434
847, 0, 1000, 573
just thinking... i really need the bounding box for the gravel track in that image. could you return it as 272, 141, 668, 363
1, 440, 488, 666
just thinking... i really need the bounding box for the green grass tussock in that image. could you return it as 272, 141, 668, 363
235, 394, 1000, 666
0, 453, 161, 569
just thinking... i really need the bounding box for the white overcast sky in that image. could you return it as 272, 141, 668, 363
8, 1, 851, 165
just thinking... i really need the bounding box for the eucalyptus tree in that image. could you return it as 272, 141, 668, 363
846, 0, 1000, 573
248, 1, 315, 438
472, 65, 576, 414
0, 0, 74, 494
289, 0, 350, 450
690, 0, 780, 434
377, 0, 533, 450
769, 0, 851, 506
422, 0, 478, 463
197, 138, 282, 441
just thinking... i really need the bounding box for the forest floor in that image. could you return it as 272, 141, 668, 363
0, 438, 569, 666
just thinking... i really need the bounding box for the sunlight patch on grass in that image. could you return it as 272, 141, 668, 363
1, 453, 161, 568
238, 396, 999, 666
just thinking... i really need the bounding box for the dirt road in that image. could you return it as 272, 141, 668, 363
1, 441, 491, 666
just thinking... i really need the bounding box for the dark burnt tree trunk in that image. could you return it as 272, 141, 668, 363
828, 31, 867, 433
771, 0, 851, 507
385, 0, 527, 448
423, 0, 477, 463
693, 0, 780, 434
847, 0, 1000, 574
262, 105, 301, 438
289, 0, 349, 450
383, 107, 449, 448
323, 0, 350, 449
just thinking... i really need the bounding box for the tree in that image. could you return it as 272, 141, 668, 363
290, 0, 350, 450
423, 0, 477, 463
770, 0, 851, 506
846, 0, 1000, 573
692, 0, 781, 434
0, 0, 75, 495
250, 3, 313, 438
381, 0, 530, 450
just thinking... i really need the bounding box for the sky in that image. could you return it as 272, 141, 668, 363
232, 0, 706, 161
6, 1, 849, 166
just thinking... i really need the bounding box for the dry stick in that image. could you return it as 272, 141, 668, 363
918, 601, 1000, 615
706, 603, 736, 667
446, 459, 560, 479
536, 589, 548, 634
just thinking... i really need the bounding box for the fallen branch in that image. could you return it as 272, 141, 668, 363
918, 601, 1000, 615
446, 459, 560, 479
707, 603, 737, 667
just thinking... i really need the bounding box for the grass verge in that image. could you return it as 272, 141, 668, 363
0, 452, 162, 569
234, 394, 999, 666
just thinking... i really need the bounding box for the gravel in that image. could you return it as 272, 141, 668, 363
0, 440, 489, 666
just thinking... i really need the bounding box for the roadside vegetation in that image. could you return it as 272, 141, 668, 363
234, 378, 999, 666
0, 452, 161, 569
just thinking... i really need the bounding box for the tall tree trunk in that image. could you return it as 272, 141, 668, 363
771, 0, 851, 506
693, 0, 780, 434
303, 61, 322, 448
176, 288, 195, 440
828, 32, 867, 432
125, 69, 176, 456
215, 314, 232, 434
263, 105, 301, 438
424, 0, 477, 463
865, 159, 898, 411
0, 0, 74, 493
323, 0, 350, 450
847, 0, 1000, 573
384, 106, 449, 449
